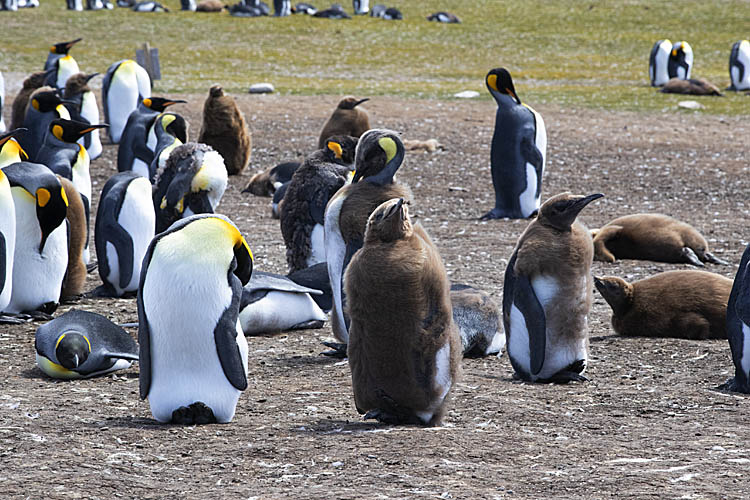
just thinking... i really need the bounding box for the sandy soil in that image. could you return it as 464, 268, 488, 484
1, 92, 750, 499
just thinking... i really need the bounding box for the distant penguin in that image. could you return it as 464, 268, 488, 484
427, 11, 460, 23
180, 0, 196, 10
152, 142, 228, 233
198, 85, 252, 175
102, 59, 152, 144
729, 40, 750, 91
43, 38, 82, 89
35, 310, 139, 379
132, 1, 170, 11
0, 146, 16, 313
369, 3, 384, 17
313, 4, 350, 18
18, 87, 71, 161
227, 1, 266, 16
288, 262, 332, 311
481, 68, 546, 220
10, 71, 49, 131
592, 213, 728, 267
63, 72, 103, 160
58, 177, 86, 300
503, 192, 603, 383
0, 71, 5, 134
346, 198, 462, 426
271, 181, 288, 219
668, 41, 693, 80
1, 0, 18, 10
243, 161, 300, 197
324, 129, 412, 351
649, 39, 672, 87
273, 0, 290, 15
196, 0, 223, 10
149, 112, 189, 181
294, 2, 315, 14
318, 97, 370, 149
721, 243, 750, 393
595, 271, 731, 340
0, 127, 28, 168
138, 214, 253, 424
86, 0, 114, 10
3, 162, 68, 314
661, 77, 722, 96
66, 0, 83, 9
450, 284, 505, 357
95, 171, 155, 297
381, 6, 401, 19
117, 97, 186, 178
352, 0, 367, 14
281, 136, 357, 273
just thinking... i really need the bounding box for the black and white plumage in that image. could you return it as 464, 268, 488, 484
293, 2, 315, 14
287, 262, 332, 312
63, 72, 103, 160
273, 0, 290, 15
728, 40, 750, 91
722, 243, 750, 393
667, 41, 693, 80
132, 0, 169, 11
149, 112, 188, 182
649, 39, 672, 87
0, 153, 15, 313
313, 3, 350, 18
352, 0, 367, 14
102, 60, 152, 144
427, 11, 460, 23
18, 88, 71, 162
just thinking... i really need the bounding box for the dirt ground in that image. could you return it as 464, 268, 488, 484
2, 90, 750, 499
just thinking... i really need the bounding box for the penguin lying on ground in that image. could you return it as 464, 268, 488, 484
720, 243, 750, 393
318, 97, 370, 149
595, 271, 731, 340
370, 5, 399, 19
346, 198, 462, 426
668, 41, 693, 80
649, 39, 672, 87
196, 0, 223, 10
728, 40, 750, 91
451, 284, 505, 357
58, 177, 87, 300
132, 1, 170, 11
149, 112, 189, 181
198, 85, 252, 175
10, 71, 50, 131
102, 60, 152, 144
18, 88, 71, 161
63, 72, 103, 160
287, 262, 332, 311
592, 213, 728, 266
503, 192, 603, 383
294, 2, 315, 14
227, 1, 267, 16
43, 38, 82, 90
660, 77, 723, 96
35, 310, 138, 379
243, 160, 300, 196
427, 11, 460, 23
313, 4, 350, 18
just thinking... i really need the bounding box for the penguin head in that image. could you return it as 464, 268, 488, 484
63, 72, 99, 97
54, 331, 91, 370
49, 38, 82, 55
365, 197, 412, 243
352, 129, 404, 185
30, 90, 66, 113
143, 97, 187, 113
323, 135, 358, 165
593, 276, 633, 316
0, 129, 30, 164
486, 68, 521, 105
49, 119, 109, 143
158, 113, 189, 144
209, 84, 224, 98
671, 41, 691, 59
537, 192, 603, 231
338, 97, 370, 110
36, 182, 68, 253
25, 70, 52, 90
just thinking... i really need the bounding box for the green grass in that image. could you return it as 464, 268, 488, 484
2, 0, 750, 114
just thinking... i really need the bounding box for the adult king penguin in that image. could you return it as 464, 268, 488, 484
43, 38, 82, 90
481, 68, 546, 220
649, 39, 672, 87
149, 112, 188, 181
728, 40, 750, 91
721, 243, 750, 393
503, 192, 603, 383
352, 0, 368, 14
63, 72, 103, 160
668, 41, 693, 80
0, 134, 17, 314
138, 214, 253, 424
102, 59, 152, 144
18, 88, 71, 161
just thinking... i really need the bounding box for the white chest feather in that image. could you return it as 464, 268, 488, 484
518, 107, 546, 218
740, 322, 750, 378
239, 290, 326, 335
324, 192, 348, 343
307, 223, 326, 268
79, 92, 102, 160
107, 67, 140, 144
415, 342, 453, 424
0, 177, 15, 310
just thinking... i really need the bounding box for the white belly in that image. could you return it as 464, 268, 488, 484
324, 193, 348, 343
306, 223, 326, 268
79, 92, 102, 160
107, 71, 140, 144
239, 290, 326, 335
740, 323, 750, 378
0, 179, 15, 311
132, 157, 151, 179
415, 342, 453, 424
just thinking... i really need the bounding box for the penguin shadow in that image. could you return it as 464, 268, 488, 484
86, 416, 172, 431
291, 418, 406, 435
263, 352, 348, 369
20, 367, 51, 380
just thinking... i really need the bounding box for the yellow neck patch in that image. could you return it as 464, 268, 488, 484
487, 74, 498, 92
60, 186, 69, 207
378, 137, 397, 163
162, 114, 176, 128
327, 141, 343, 159
55, 332, 92, 352
36, 188, 51, 207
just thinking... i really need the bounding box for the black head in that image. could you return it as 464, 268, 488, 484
36, 181, 68, 253
323, 135, 358, 165
143, 97, 187, 112
31, 91, 65, 113
50, 38, 82, 55
486, 67, 520, 105
352, 129, 405, 185
537, 192, 604, 231
55, 331, 90, 369
49, 119, 109, 143
0, 128, 29, 161
159, 113, 189, 143
338, 97, 369, 110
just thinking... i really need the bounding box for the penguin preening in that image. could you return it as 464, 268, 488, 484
95, 171, 155, 297
149, 112, 189, 181
138, 214, 253, 424
660, 78, 723, 96
0, 153, 16, 314
63, 72, 103, 160
503, 192, 602, 383
729, 40, 750, 91
592, 213, 728, 267
43, 38, 82, 90
280, 136, 357, 273
198, 85, 252, 176
318, 97, 370, 149
594, 271, 731, 340
481, 67, 546, 220
152, 142, 228, 233
427, 11, 460, 23
668, 41, 693, 80
346, 198, 462, 426
450, 284, 505, 357
102, 59, 152, 144
649, 39, 672, 87
58, 177, 87, 300
35, 310, 139, 379
243, 161, 300, 197
18, 88, 71, 161
10, 71, 49, 131
721, 243, 750, 393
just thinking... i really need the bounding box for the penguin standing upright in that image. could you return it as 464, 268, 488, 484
198, 85, 252, 176
149, 112, 188, 181
10, 71, 49, 131
346, 198, 462, 426
273, 0, 290, 15
57, 176, 87, 300
318, 97, 371, 149
0, 137, 16, 313
102, 59, 152, 144
503, 192, 603, 383
728, 40, 750, 91
63, 72, 103, 160
352, 0, 368, 14
324, 129, 412, 351
722, 243, 750, 393
280, 136, 357, 273
668, 41, 693, 80
649, 39, 672, 87
43, 39, 82, 90
95, 171, 155, 297
18, 88, 71, 161
3, 162, 68, 314
138, 214, 253, 424
481, 68, 546, 220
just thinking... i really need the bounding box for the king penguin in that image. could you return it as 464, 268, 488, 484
95, 171, 155, 297
503, 192, 603, 383
0, 127, 29, 168
280, 135, 357, 273
346, 198, 462, 426
481, 68, 546, 220
324, 129, 412, 352
649, 39, 672, 87
273, 0, 290, 16
721, 243, 750, 393
728, 40, 750, 91
43, 38, 82, 90
10, 70, 49, 131
58, 176, 87, 300
352, 0, 368, 14
138, 214, 253, 424
35, 309, 138, 379
198, 85, 252, 176
102, 59, 152, 144
18, 88, 71, 161
149, 112, 189, 181
318, 97, 371, 149
63, 72, 103, 160
3, 162, 68, 314
668, 41, 693, 80
0, 135, 17, 313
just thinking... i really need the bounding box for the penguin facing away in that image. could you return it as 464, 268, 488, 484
198, 85, 252, 176
481, 68, 546, 220
649, 39, 672, 87
318, 97, 370, 149
346, 198, 462, 426
35, 310, 139, 379
721, 243, 750, 393
729, 40, 750, 91
95, 171, 155, 297
668, 41, 693, 80
102, 59, 152, 144
503, 192, 603, 383
10, 70, 50, 131
138, 214, 253, 424
18, 88, 71, 161
63, 72, 103, 160
43, 38, 82, 90
58, 176, 87, 300
0, 156, 15, 313
149, 112, 189, 181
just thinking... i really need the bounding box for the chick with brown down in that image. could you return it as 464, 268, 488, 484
58, 177, 87, 300
318, 96, 370, 149
198, 85, 252, 175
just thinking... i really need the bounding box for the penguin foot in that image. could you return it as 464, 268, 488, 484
321, 341, 347, 358
546, 371, 589, 384
86, 262, 98, 273
0, 314, 34, 325
717, 377, 750, 394
38, 301, 59, 316
704, 251, 729, 266
479, 208, 507, 221
291, 320, 326, 331
86, 285, 119, 298
171, 402, 217, 425
363, 408, 423, 426
681, 247, 705, 267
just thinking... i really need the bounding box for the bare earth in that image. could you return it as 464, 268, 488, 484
1, 93, 750, 499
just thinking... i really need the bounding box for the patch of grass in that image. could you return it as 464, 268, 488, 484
2, 0, 749, 114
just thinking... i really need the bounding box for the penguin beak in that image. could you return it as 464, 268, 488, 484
353, 98, 370, 107
85, 73, 100, 83
570, 193, 604, 215
165, 100, 187, 107
66, 38, 83, 49
384, 198, 405, 220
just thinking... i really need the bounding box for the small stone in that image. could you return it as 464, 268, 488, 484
678, 100, 702, 110
249, 83, 275, 94
454, 90, 480, 99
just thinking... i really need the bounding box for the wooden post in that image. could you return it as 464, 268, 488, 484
136, 42, 161, 81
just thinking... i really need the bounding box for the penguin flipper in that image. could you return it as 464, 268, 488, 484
520, 134, 544, 178
95, 189, 135, 290
137, 236, 157, 400
133, 141, 155, 167
681, 247, 705, 267
213, 274, 248, 391
0, 232, 6, 293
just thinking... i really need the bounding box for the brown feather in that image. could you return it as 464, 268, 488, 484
661, 77, 723, 96
318, 97, 370, 149
10, 71, 48, 130
198, 85, 252, 175
58, 177, 86, 299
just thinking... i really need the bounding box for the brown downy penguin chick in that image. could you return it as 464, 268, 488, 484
503, 192, 603, 383
10, 71, 50, 131
346, 198, 462, 426
198, 85, 252, 175
280, 135, 357, 273
450, 284, 505, 357
660, 77, 723, 96
317, 96, 371, 149
58, 176, 86, 300
594, 271, 732, 339
592, 213, 728, 266
403, 138, 444, 153
196, 0, 224, 10
243, 160, 301, 197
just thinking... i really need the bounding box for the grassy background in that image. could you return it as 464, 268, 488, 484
2, 0, 749, 114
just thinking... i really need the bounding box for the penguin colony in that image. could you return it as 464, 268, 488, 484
0, 26, 747, 442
